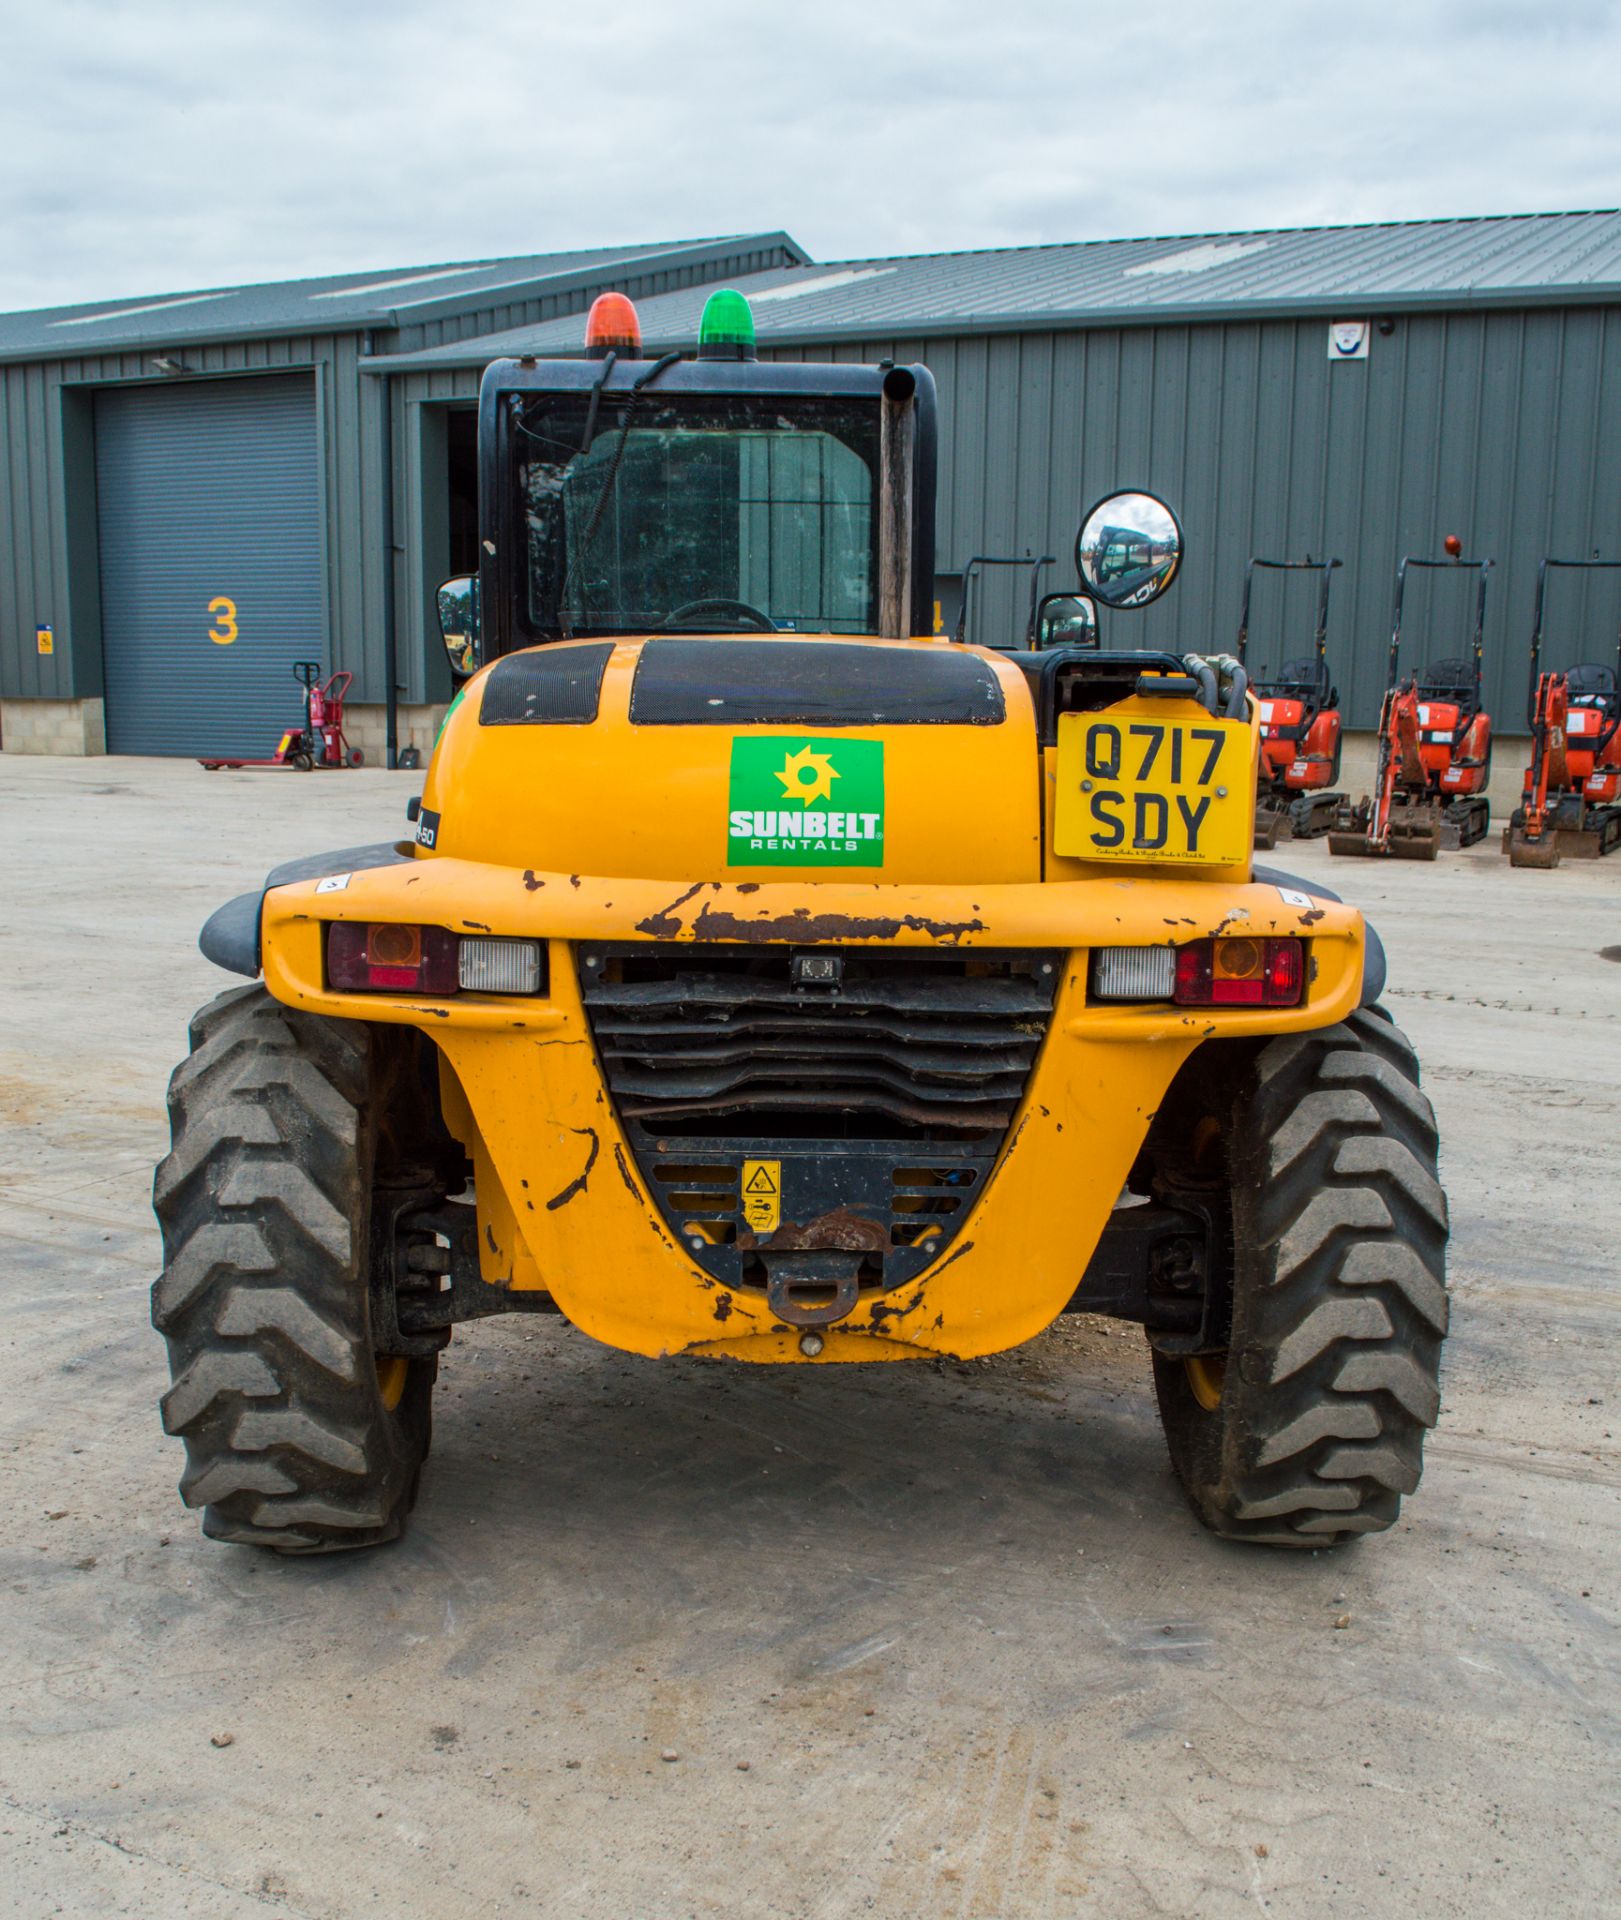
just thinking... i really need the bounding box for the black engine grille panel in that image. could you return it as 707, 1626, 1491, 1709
577, 944, 1056, 1134
577, 945, 1060, 1315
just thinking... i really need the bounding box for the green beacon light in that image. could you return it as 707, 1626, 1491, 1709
697, 287, 757, 362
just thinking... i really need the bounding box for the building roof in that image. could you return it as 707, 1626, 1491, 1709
368, 210, 1621, 368
0, 234, 804, 363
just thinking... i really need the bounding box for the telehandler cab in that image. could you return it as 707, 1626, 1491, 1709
153, 289, 1448, 1555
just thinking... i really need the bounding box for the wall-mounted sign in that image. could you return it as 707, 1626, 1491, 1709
1328, 321, 1370, 360
35, 624, 53, 655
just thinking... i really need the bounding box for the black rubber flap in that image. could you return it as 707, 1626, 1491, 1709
629, 639, 1006, 727
480, 643, 615, 725
200, 842, 413, 979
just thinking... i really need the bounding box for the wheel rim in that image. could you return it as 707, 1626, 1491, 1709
1184, 1353, 1226, 1411
375, 1354, 409, 1412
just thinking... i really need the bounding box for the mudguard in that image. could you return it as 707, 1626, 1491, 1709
198, 842, 413, 978
1253, 863, 1386, 1005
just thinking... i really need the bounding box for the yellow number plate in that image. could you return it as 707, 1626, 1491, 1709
1053, 706, 1251, 865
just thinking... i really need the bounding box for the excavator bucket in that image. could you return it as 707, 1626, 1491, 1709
1327, 798, 1441, 859
1509, 827, 1561, 869
1326, 828, 1378, 856
1557, 817, 1621, 858
1253, 803, 1287, 850
1389, 830, 1443, 860
1386, 799, 1444, 858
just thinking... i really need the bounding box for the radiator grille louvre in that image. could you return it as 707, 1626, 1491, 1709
577, 946, 1057, 1135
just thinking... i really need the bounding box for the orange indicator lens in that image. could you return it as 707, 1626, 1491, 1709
1213, 937, 1261, 980
367, 923, 420, 968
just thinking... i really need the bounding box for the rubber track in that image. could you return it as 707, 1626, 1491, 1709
1158, 1006, 1449, 1546
151, 985, 428, 1552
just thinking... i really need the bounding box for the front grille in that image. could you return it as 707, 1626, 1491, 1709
577, 944, 1055, 1135
576, 945, 1060, 1320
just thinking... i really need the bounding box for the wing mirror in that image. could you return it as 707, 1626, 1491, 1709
1033, 593, 1098, 650
437, 576, 481, 681
1076, 492, 1183, 610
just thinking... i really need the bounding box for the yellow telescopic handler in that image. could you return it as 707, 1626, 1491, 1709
153, 289, 1447, 1554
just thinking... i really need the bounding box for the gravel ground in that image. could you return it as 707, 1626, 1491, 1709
0, 756, 1615, 1919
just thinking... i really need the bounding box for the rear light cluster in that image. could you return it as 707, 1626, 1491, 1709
1175, 936, 1303, 1006
327, 923, 545, 997
1092, 936, 1304, 1008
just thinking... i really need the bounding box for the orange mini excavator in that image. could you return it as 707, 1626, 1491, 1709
1236, 555, 1345, 848
1329, 543, 1494, 860
1506, 556, 1621, 868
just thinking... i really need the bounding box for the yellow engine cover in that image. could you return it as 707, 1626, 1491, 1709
421, 635, 1042, 886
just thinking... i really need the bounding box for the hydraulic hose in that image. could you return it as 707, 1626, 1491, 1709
1180, 654, 1220, 715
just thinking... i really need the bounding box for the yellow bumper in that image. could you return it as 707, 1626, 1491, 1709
260, 860, 1366, 1362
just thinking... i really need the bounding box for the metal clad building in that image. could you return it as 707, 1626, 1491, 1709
0, 234, 805, 755
4, 213, 1620, 752
380, 211, 1621, 733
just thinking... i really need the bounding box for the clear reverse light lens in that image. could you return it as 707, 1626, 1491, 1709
1091, 946, 1176, 1002
458, 936, 543, 995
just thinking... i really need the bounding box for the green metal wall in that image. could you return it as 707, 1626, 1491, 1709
768, 303, 1621, 729
6, 295, 1621, 732
0, 239, 800, 720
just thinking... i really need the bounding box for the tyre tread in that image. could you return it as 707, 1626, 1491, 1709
151, 984, 432, 1554
1153, 1001, 1448, 1547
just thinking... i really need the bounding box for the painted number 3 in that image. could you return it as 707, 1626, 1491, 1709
208, 596, 238, 645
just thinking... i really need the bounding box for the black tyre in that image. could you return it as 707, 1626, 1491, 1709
1152, 1006, 1449, 1546
152, 985, 438, 1552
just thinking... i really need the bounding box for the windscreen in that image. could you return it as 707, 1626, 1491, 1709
515, 391, 879, 639
1096, 529, 1155, 583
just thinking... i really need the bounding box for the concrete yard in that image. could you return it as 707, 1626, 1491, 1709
0, 756, 1615, 1919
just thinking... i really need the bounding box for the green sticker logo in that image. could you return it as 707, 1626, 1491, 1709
727, 736, 885, 866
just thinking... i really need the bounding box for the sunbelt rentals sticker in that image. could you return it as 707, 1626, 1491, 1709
727, 736, 885, 867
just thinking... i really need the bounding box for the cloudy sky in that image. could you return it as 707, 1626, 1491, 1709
2, 0, 1618, 313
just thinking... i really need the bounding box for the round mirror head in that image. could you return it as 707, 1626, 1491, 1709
1034, 593, 1098, 650
1075, 493, 1183, 609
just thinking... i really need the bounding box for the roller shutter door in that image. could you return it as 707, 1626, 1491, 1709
95, 375, 323, 756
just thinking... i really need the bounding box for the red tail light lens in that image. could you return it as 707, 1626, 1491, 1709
1173, 940, 1213, 1004
327, 923, 459, 995
1174, 937, 1304, 1008
1264, 936, 1304, 1004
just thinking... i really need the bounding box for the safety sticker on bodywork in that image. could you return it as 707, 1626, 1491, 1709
741, 1160, 782, 1235
726, 736, 885, 867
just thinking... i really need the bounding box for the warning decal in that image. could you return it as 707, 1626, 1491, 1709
741, 1159, 781, 1235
